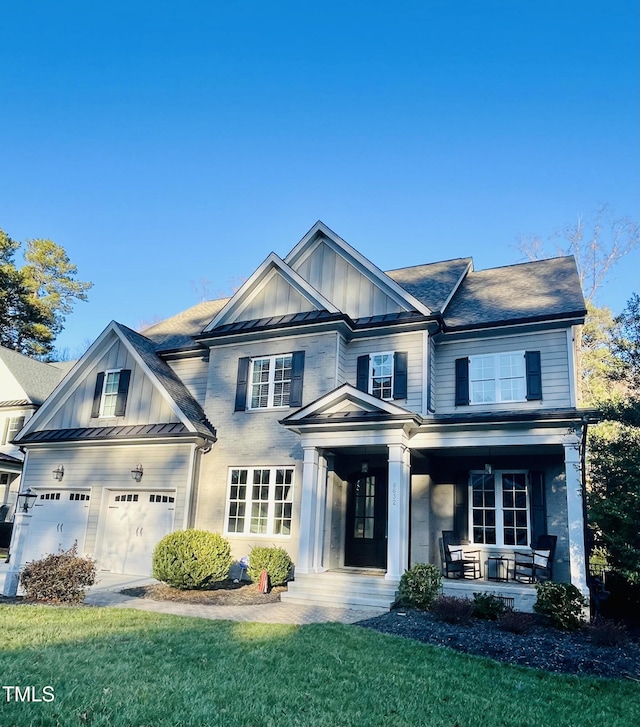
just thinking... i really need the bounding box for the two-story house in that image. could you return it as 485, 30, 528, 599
0, 346, 68, 526
5, 222, 590, 609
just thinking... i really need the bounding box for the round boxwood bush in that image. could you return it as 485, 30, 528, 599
247, 546, 294, 586
152, 530, 232, 589
396, 563, 442, 610
534, 581, 588, 631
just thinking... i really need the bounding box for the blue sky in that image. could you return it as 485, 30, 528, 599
1, 1, 638, 356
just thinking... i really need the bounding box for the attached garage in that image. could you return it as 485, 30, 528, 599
22, 488, 91, 563
98, 489, 176, 575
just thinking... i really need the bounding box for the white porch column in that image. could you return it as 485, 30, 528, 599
386, 443, 411, 581
2, 511, 31, 596
564, 443, 589, 597
312, 453, 328, 572
297, 446, 320, 574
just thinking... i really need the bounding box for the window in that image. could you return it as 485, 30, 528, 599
356, 351, 407, 400
235, 352, 305, 411
250, 355, 292, 409
226, 467, 294, 536
91, 369, 131, 418
455, 351, 542, 406
470, 471, 530, 547
2, 416, 25, 445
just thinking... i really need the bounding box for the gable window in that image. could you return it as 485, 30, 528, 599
235, 352, 305, 412
470, 471, 530, 547
2, 416, 25, 445
226, 466, 294, 536
356, 351, 408, 400
455, 351, 542, 406
91, 369, 131, 418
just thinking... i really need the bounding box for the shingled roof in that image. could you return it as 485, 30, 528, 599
0, 346, 66, 406
142, 299, 229, 351
386, 258, 472, 313
116, 323, 216, 440
443, 256, 586, 330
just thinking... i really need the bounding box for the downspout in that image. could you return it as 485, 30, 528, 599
184, 437, 214, 530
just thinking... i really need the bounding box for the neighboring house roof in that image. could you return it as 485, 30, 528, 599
386, 258, 472, 313
115, 323, 217, 440
142, 299, 229, 350
0, 346, 66, 405
443, 256, 586, 331
0, 451, 22, 464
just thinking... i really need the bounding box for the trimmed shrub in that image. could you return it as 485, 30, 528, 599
20, 543, 96, 603
432, 595, 474, 624
152, 530, 232, 589
533, 581, 588, 631
396, 563, 442, 611
497, 610, 537, 635
247, 546, 293, 586
472, 592, 508, 620
586, 617, 629, 647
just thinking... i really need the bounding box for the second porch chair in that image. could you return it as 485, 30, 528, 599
442, 530, 482, 580
513, 534, 557, 583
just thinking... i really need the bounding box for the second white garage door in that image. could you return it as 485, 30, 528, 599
100, 490, 175, 576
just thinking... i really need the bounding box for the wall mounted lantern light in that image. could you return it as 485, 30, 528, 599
131, 464, 144, 482
52, 465, 64, 481
17, 488, 37, 512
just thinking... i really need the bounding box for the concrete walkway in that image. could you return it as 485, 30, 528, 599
84, 573, 387, 625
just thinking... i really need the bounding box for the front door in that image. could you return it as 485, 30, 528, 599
344, 470, 387, 568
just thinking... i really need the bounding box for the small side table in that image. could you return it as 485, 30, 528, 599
487, 556, 510, 582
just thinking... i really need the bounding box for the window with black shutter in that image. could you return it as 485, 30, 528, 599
90, 369, 131, 418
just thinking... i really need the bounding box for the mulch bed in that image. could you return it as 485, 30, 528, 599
120, 580, 286, 606
357, 608, 640, 680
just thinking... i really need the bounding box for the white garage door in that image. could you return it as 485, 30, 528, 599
22, 489, 90, 563
100, 490, 175, 576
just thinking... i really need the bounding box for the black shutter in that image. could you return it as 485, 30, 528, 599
454, 358, 470, 406
91, 372, 105, 418
289, 351, 305, 407
529, 471, 547, 543
114, 369, 131, 417
235, 357, 250, 412
525, 351, 542, 401
356, 355, 369, 392
393, 351, 408, 399
454, 478, 469, 541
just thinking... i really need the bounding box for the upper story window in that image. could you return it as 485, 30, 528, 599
91, 369, 132, 418
356, 351, 407, 400
250, 355, 293, 409
235, 352, 305, 412
455, 351, 542, 406
2, 416, 25, 445
226, 466, 294, 536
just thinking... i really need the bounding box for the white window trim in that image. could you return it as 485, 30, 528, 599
469, 470, 531, 548
100, 369, 122, 418
3, 415, 25, 444
369, 351, 395, 401
224, 466, 294, 538
469, 351, 526, 405
247, 354, 293, 410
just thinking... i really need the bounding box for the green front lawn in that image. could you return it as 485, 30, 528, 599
0, 605, 637, 727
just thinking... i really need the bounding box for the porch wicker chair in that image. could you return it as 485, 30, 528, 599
442, 530, 482, 580
513, 534, 557, 583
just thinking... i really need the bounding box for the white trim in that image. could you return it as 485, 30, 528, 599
422, 331, 429, 416
468, 470, 531, 548
204, 252, 340, 332
99, 368, 123, 418
223, 465, 295, 539
284, 221, 432, 315
567, 327, 578, 407
468, 351, 527, 405
247, 353, 294, 410
368, 351, 395, 401
439, 259, 473, 313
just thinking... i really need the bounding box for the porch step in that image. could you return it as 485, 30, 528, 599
281, 570, 399, 611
